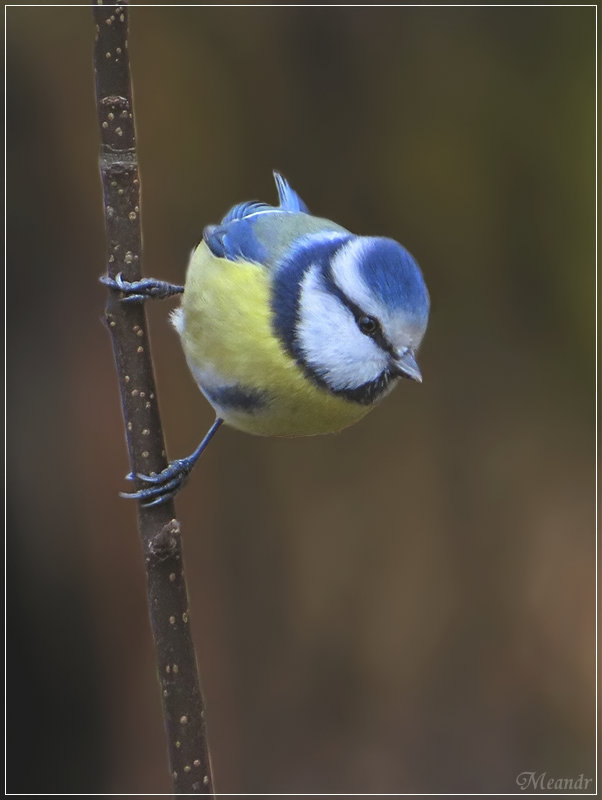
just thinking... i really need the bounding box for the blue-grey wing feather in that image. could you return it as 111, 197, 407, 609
203, 172, 348, 269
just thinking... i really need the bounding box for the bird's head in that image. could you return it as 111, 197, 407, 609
272, 235, 430, 405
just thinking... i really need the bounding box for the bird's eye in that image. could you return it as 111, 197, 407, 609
358, 315, 378, 336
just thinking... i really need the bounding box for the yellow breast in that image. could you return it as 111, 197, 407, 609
174, 242, 372, 436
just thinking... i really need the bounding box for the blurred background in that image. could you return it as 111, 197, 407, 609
7, 3, 595, 794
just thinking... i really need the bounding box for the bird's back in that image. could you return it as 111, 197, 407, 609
201, 173, 349, 271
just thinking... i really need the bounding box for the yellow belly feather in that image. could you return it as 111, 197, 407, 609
176, 242, 372, 436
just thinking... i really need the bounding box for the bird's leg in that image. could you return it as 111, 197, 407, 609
100, 272, 184, 303
122, 418, 224, 507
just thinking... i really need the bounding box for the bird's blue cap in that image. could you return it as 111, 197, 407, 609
358, 238, 430, 322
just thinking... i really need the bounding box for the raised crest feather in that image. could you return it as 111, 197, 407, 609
273, 171, 310, 213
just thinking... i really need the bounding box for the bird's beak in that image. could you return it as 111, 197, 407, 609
391, 349, 422, 383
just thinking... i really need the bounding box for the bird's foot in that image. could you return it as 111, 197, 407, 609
122, 457, 196, 507
100, 272, 184, 302
119, 418, 223, 507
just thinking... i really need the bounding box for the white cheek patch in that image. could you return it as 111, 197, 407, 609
296, 265, 388, 391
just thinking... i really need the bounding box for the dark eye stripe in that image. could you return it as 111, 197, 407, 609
323, 267, 398, 358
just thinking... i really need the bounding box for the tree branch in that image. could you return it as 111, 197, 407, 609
91, 2, 214, 794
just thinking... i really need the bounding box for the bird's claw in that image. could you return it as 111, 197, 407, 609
121, 458, 194, 507
118, 420, 223, 507
100, 273, 184, 302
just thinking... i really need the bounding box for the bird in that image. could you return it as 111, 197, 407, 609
102, 172, 430, 505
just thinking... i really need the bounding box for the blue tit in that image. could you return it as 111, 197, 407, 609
103, 172, 429, 505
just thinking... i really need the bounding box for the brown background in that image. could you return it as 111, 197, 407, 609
7, 3, 595, 794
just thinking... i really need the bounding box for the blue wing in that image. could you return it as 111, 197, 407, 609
203, 172, 317, 266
